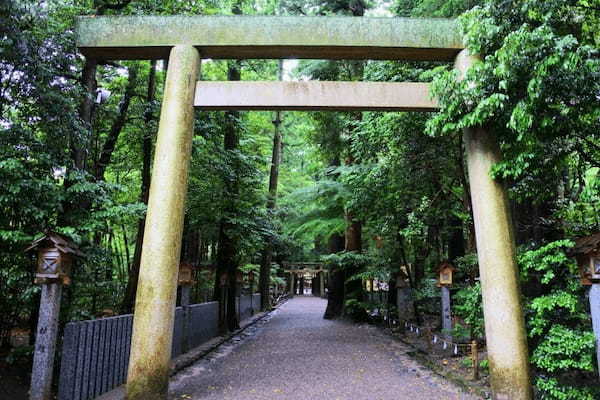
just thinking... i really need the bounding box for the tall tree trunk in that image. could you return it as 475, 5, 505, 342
181, 226, 200, 264
178, 224, 200, 305
341, 54, 365, 318
75, 58, 97, 170
59, 58, 97, 227
258, 60, 284, 311
323, 231, 345, 319
344, 201, 365, 319
214, 60, 242, 332
448, 214, 465, 263
93, 65, 138, 180
324, 153, 347, 319
300, 276, 306, 295
387, 271, 398, 312
122, 61, 157, 313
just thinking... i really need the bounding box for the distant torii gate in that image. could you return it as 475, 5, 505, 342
282, 262, 327, 297
76, 15, 531, 400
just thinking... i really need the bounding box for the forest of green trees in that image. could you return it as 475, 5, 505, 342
1, 0, 600, 398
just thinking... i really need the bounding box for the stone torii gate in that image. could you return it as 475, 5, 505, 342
76, 15, 531, 400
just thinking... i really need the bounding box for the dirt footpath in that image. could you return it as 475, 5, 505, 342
169, 296, 480, 400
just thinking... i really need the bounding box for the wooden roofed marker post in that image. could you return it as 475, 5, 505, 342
396, 266, 414, 331
437, 261, 455, 340
569, 233, 600, 380
26, 232, 83, 400
178, 262, 196, 353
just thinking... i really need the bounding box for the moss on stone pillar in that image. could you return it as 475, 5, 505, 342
126, 45, 200, 400
456, 49, 532, 400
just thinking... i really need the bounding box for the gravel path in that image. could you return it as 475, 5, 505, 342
169, 296, 479, 400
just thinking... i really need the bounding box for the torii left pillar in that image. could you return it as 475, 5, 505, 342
126, 45, 200, 400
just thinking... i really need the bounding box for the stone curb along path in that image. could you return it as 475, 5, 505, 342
96, 301, 285, 400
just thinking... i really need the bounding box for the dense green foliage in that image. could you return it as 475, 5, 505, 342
1, 0, 599, 397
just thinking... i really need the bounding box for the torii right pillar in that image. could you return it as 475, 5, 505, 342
456, 50, 532, 400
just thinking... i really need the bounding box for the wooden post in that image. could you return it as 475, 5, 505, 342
30, 283, 62, 400
441, 286, 452, 338
320, 271, 325, 298
589, 284, 600, 379
180, 285, 191, 307
180, 285, 191, 353
126, 45, 200, 400
289, 272, 294, 297
457, 49, 532, 399
471, 340, 479, 380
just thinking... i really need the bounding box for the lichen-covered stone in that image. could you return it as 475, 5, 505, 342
126, 45, 200, 400
75, 15, 463, 61
458, 49, 533, 400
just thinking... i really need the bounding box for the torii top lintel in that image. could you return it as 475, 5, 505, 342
75, 15, 464, 61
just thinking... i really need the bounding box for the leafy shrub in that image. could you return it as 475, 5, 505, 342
479, 359, 489, 372
412, 278, 440, 315
344, 299, 372, 321
453, 282, 484, 339
518, 241, 598, 399
5, 345, 33, 366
